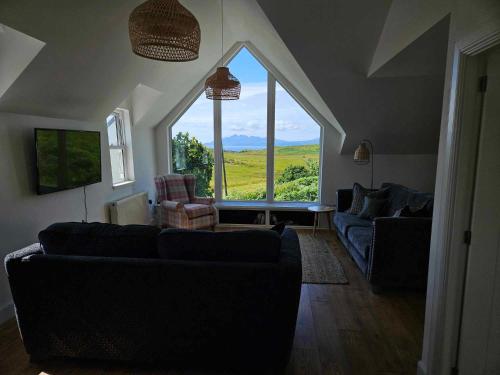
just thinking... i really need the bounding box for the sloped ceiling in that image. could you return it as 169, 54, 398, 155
0, 0, 450, 154
257, 0, 450, 154
0, 0, 341, 140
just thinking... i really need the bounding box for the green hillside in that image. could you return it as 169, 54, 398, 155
172, 132, 320, 201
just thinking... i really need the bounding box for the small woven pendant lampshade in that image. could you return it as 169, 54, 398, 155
205, 67, 241, 100
129, 0, 200, 62
354, 142, 370, 164
204, 0, 240, 100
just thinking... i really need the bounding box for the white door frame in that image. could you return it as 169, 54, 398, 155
418, 27, 500, 375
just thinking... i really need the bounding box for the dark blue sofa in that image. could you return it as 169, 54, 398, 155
333, 183, 433, 291
4, 223, 302, 367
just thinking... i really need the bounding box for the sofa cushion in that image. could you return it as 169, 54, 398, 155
333, 212, 372, 236
358, 197, 387, 219
184, 203, 214, 219
381, 183, 433, 216
347, 183, 371, 215
158, 229, 281, 263
347, 226, 373, 260
39, 222, 161, 258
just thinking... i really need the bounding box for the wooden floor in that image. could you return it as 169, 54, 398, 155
0, 229, 425, 375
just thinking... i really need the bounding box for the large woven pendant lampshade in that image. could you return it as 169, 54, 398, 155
205, 0, 240, 100
129, 0, 200, 62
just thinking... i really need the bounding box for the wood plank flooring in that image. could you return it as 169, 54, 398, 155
0, 229, 425, 375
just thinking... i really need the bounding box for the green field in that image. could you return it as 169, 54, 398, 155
220, 144, 320, 200
172, 132, 320, 201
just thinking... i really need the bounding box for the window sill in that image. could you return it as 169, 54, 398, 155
215, 201, 321, 211
112, 180, 135, 189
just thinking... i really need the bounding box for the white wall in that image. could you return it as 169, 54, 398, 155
321, 125, 437, 206
0, 111, 156, 323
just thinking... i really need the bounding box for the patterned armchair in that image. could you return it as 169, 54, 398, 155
154, 174, 216, 230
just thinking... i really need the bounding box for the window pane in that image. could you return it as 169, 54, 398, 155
274, 82, 320, 202
171, 94, 214, 197
106, 114, 119, 146
221, 48, 267, 200
110, 148, 125, 184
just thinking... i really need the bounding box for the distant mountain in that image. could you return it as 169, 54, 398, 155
204, 134, 319, 150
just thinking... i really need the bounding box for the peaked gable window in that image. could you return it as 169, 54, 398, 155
169, 46, 322, 203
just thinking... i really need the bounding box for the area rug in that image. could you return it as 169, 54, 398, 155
298, 232, 348, 284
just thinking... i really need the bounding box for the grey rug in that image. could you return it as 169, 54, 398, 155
299, 232, 349, 284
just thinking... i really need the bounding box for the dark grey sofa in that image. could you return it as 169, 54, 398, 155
333, 183, 433, 291
4, 223, 302, 367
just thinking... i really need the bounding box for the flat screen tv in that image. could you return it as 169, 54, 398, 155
35, 128, 102, 194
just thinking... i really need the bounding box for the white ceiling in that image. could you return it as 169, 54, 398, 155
257, 0, 450, 154
0, 0, 340, 138
0, 0, 450, 154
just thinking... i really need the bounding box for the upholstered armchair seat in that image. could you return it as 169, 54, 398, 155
155, 174, 216, 230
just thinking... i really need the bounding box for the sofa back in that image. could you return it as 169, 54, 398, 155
39, 222, 161, 259
381, 183, 434, 216
5, 228, 302, 365
158, 228, 281, 263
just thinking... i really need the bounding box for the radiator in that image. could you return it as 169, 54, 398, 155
109, 192, 151, 225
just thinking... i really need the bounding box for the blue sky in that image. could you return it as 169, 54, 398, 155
172, 48, 320, 144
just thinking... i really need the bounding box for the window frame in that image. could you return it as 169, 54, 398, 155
164, 42, 325, 204
107, 108, 135, 187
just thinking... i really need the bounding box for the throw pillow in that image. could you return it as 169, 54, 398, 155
347, 183, 370, 215
358, 197, 387, 219
270, 222, 286, 235
393, 204, 429, 218
348, 183, 389, 215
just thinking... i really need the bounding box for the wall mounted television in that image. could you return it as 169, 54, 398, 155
35, 128, 102, 195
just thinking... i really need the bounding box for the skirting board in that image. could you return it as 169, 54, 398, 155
417, 361, 426, 375
0, 302, 14, 325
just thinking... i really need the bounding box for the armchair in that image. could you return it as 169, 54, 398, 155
154, 174, 216, 230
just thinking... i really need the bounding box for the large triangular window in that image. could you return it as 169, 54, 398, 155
169, 45, 322, 202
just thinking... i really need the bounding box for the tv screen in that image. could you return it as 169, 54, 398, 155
35, 128, 102, 194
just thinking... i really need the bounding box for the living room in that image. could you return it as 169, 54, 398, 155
1, 1, 499, 375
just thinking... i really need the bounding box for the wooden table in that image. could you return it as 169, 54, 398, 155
308, 205, 335, 235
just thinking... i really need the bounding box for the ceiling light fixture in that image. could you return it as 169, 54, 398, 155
129, 0, 200, 62
205, 0, 240, 100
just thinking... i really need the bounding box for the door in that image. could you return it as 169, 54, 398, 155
457, 46, 500, 374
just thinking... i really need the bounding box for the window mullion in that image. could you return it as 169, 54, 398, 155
214, 99, 222, 202
266, 73, 276, 203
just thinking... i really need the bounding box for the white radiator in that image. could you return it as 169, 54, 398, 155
109, 192, 151, 225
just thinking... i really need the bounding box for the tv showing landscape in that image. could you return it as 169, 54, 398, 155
35, 128, 101, 194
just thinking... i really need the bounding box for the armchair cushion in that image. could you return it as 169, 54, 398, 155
184, 203, 215, 219
191, 196, 215, 205
155, 174, 190, 203
162, 200, 184, 211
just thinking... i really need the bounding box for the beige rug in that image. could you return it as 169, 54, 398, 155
299, 232, 348, 284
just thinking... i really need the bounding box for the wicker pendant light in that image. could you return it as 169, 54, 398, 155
129, 0, 200, 62
205, 0, 240, 100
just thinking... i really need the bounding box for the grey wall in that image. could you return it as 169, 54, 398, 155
0, 111, 156, 323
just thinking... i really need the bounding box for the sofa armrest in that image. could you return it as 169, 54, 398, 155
161, 200, 184, 211
368, 217, 432, 289
191, 196, 215, 205
336, 189, 353, 212
4, 243, 43, 276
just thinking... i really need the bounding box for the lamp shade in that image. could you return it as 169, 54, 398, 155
205, 67, 241, 100
129, 0, 200, 62
354, 142, 370, 164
